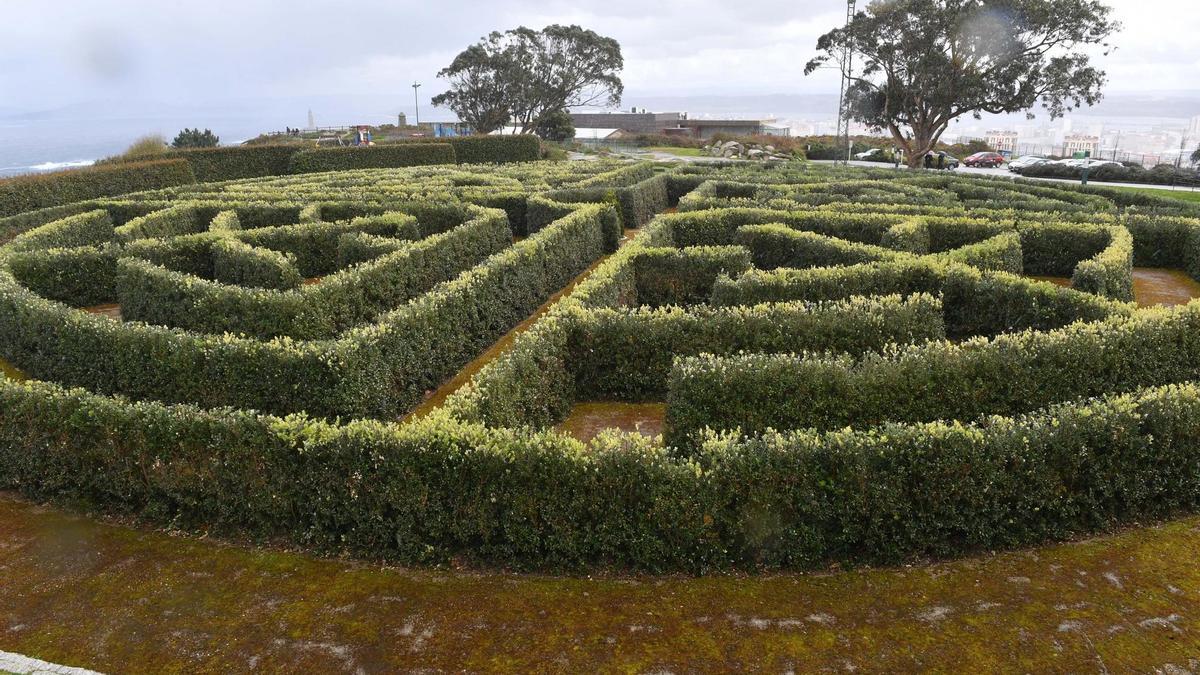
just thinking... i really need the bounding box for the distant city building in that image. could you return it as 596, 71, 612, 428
397, 112, 408, 127
985, 130, 1018, 155
1063, 133, 1100, 157
1188, 115, 1200, 139
569, 110, 788, 140
421, 121, 473, 137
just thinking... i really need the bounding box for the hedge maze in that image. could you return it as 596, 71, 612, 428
4, 158, 1200, 572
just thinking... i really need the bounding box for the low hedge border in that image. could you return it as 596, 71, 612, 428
5, 360, 1200, 571
0, 203, 615, 419
0, 159, 196, 218
571, 293, 945, 401
289, 144, 457, 174
211, 239, 302, 291
664, 303, 1200, 446
115, 209, 499, 340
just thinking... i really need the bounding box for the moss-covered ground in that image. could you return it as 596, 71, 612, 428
1, 494, 1199, 672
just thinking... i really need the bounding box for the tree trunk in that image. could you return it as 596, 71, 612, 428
905, 128, 936, 169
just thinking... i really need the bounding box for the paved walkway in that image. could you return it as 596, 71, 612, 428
0, 650, 101, 675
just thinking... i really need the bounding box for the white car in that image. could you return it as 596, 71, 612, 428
1008, 156, 1049, 171
853, 148, 884, 160
1078, 158, 1120, 168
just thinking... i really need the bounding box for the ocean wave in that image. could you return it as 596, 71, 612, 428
28, 159, 95, 171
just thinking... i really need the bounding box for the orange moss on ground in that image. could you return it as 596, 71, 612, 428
557, 402, 666, 443
1, 494, 1199, 672
82, 303, 122, 321
1132, 268, 1200, 307
0, 358, 24, 381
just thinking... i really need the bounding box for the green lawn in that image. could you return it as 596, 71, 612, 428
642, 146, 704, 157
1110, 185, 1200, 203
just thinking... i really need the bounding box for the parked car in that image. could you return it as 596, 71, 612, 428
924, 152, 959, 169
1008, 156, 1048, 171
853, 148, 884, 160
963, 151, 1006, 168
1078, 158, 1121, 169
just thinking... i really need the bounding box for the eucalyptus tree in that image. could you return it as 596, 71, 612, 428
806, 0, 1120, 167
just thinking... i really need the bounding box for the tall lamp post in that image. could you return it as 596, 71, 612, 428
412, 82, 421, 127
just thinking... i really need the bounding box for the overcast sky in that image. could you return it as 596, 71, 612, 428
1, 0, 1197, 113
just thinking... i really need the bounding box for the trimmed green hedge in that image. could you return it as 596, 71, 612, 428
6, 245, 117, 306
4, 209, 115, 253
397, 135, 541, 164
710, 259, 1129, 338
115, 209, 499, 339
5, 376, 1200, 570
633, 246, 751, 307
0, 160, 195, 218
1071, 225, 1133, 301
880, 219, 929, 253
665, 303, 1200, 446
735, 224, 904, 270
571, 294, 945, 400
544, 174, 670, 229
211, 239, 302, 290
171, 145, 302, 182
289, 144, 456, 174
0, 204, 614, 419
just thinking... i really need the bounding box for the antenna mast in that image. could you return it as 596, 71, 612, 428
835, 0, 857, 164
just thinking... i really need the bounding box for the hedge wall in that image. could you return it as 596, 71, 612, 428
115, 209, 500, 340
289, 144, 456, 174
5, 376, 1200, 571
665, 303, 1200, 446
710, 258, 1130, 339
571, 294, 944, 400
171, 145, 302, 182
0, 160, 195, 218
0, 204, 613, 419
211, 239, 303, 291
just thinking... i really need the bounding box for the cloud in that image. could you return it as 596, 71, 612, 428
0, 0, 1196, 113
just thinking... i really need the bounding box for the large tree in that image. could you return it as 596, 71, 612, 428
806, 0, 1120, 167
433, 25, 623, 135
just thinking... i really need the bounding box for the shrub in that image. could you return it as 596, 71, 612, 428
633, 246, 751, 306
172, 128, 220, 149
6, 245, 117, 306
4, 209, 115, 253
0, 160, 196, 218
171, 145, 302, 182
735, 224, 905, 270
572, 294, 945, 400
288, 144, 456, 174
880, 219, 930, 253
211, 239, 303, 290
118, 135, 170, 160
665, 304, 1200, 446
396, 135, 542, 164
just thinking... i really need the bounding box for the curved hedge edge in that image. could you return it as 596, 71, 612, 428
0, 159, 196, 218
4, 375, 1200, 571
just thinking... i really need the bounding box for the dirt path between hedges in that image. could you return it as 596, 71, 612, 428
405, 225, 643, 421
1, 494, 1199, 672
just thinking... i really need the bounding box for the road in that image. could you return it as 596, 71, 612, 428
610, 149, 1200, 194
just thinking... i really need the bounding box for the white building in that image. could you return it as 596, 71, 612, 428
985, 130, 1018, 155
1063, 134, 1100, 157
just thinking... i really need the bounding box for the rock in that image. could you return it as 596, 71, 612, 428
747, 149, 765, 159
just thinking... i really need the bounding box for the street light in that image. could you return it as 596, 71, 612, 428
412, 82, 421, 127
